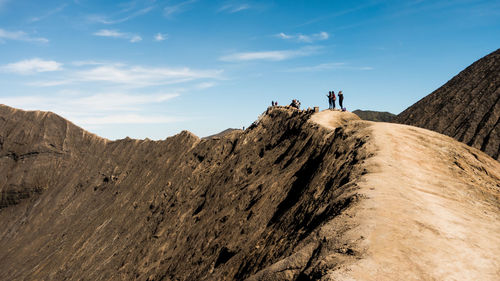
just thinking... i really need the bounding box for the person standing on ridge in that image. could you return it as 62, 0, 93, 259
338, 91, 344, 110
327, 91, 333, 109
331, 90, 336, 109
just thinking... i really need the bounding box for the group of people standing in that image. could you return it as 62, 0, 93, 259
327, 90, 344, 110
270, 90, 345, 111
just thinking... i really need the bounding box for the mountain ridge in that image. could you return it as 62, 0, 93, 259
0, 104, 499, 280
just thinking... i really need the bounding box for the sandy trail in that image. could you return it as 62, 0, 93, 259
312, 110, 500, 280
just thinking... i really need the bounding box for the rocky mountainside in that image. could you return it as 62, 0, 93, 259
352, 110, 395, 122
0, 104, 499, 280
394, 48, 500, 160
203, 128, 242, 139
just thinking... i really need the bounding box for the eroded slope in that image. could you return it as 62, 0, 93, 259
0, 105, 371, 281
0, 105, 499, 281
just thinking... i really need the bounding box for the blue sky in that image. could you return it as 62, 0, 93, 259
0, 0, 499, 139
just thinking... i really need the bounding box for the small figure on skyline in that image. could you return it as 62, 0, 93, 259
338, 91, 344, 110
290, 99, 301, 109
331, 90, 336, 109
327, 91, 333, 109
271, 101, 275, 106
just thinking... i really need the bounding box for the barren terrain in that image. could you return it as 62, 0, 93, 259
1, 104, 499, 280
395, 48, 500, 160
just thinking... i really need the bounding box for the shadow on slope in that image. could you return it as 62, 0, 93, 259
0, 105, 370, 281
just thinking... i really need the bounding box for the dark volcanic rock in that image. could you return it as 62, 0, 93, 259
1, 104, 499, 280
394, 48, 500, 160
352, 110, 395, 122
0, 105, 370, 281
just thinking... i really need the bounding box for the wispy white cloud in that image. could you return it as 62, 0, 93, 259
28, 80, 71, 87
220, 46, 321, 62
75, 114, 183, 125
130, 35, 142, 43
1, 58, 62, 74
74, 64, 221, 87
1, 92, 182, 126
69, 92, 180, 111
0, 28, 49, 43
277, 32, 292, 39
218, 3, 250, 13
0, 92, 179, 112
154, 33, 168, 41
276, 31, 329, 43
93, 29, 122, 37
93, 29, 142, 43
1, 56, 221, 134
29, 4, 67, 22
71, 60, 109, 67
164, 0, 197, 18
196, 82, 216, 89
87, 6, 154, 24
286, 62, 373, 72
26, 61, 222, 88
357, 66, 373, 70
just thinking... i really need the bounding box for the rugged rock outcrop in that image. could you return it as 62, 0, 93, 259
352, 110, 395, 122
0, 105, 372, 281
0, 104, 499, 280
394, 48, 500, 160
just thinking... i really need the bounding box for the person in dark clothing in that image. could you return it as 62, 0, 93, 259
331, 90, 336, 109
338, 91, 344, 109
327, 91, 332, 109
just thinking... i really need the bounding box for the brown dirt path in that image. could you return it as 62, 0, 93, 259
311, 110, 500, 280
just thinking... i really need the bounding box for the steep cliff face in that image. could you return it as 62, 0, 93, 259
394, 48, 500, 160
0, 105, 107, 210
0, 104, 499, 281
0, 105, 372, 280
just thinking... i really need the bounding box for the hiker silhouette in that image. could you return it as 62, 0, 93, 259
338, 91, 344, 110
